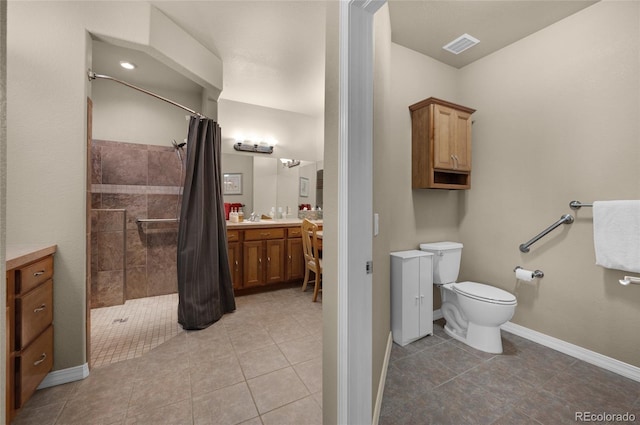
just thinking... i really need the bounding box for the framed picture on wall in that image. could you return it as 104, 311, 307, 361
223, 173, 243, 195
299, 177, 309, 197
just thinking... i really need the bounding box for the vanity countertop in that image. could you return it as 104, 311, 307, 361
226, 218, 323, 230
6, 244, 58, 270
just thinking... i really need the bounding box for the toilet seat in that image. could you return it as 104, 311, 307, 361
453, 281, 517, 305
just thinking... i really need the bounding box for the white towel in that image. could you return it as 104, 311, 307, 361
593, 200, 640, 273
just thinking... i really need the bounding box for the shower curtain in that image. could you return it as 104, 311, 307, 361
177, 117, 236, 330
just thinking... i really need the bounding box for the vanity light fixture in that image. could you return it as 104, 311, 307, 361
280, 158, 301, 168
119, 61, 137, 70
233, 141, 274, 154
443, 33, 480, 55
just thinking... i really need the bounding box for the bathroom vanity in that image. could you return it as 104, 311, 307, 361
227, 219, 322, 293
5, 245, 56, 424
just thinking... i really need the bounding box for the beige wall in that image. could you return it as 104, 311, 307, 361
384, 1, 640, 368
92, 82, 202, 145
7, 1, 221, 370
457, 1, 640, 367
372, 3, 392, 410
218, 98, 324, 162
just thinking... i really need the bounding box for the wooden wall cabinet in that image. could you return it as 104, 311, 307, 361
6, 247, 56, 424
410, 97, 476, 190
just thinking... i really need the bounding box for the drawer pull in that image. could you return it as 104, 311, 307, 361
33, 353, 47, 366
33, 304, 47, 313
260, 232, 271, 237
33, 270, 46, 277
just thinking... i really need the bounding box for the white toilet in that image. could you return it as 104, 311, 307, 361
419, 242, 517, 354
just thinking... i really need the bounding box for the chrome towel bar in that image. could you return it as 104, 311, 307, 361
135, 218, 179, 224
569, 200, 593, 210
519, 214, 574, 253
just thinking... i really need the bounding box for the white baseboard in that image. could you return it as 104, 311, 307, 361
501, 321, 640, 383
37, 363, 89, 389
372, 332, 393, 425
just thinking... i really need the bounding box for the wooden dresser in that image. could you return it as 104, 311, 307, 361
6, 245, 56, 424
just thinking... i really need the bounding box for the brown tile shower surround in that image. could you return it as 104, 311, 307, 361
91, 139, 184, 307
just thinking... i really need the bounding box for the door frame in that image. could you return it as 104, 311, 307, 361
337, 1, 385, 423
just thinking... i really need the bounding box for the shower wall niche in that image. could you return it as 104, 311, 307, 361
90, 139, 184, 307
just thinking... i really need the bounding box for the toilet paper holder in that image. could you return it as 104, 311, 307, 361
514, 266, 544, 279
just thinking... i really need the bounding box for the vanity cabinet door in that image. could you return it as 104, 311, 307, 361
265, 239, 286, 284
228, 242, 242, 290
243, 241, 264, 288
286, 238, 305, 281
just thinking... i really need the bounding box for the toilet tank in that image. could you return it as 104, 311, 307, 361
419, 242, 463, 284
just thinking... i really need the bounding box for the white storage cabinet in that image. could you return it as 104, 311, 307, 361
390, 250, 433, 346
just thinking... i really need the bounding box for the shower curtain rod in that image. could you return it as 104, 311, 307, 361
87, 70, 208, 120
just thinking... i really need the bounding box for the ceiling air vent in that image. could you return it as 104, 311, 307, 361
442, 34, 480, 55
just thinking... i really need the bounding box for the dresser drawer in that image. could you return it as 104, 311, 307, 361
227, 230, 240, 242
245, 228, 285, 241
287, 227, 303, 238
17, 279, 53, 349
18, 325, 53, 408
18, 256, 53, 295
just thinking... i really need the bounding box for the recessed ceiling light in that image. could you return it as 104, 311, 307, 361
119, 61, 136, 70
443, 34, 480, 55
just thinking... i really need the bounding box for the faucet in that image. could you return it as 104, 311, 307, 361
248, 212, 260, 222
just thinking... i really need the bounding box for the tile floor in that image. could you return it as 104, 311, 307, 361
380, 319, 640, 425
90, 293, 183, 368
14, 294, 640, 425
14, 287, 323, 425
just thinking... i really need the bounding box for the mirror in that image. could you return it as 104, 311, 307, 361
222, 153, 323, 217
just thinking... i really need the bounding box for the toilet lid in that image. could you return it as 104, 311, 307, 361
453, 281, 517, 305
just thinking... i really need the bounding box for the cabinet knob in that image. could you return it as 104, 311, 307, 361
33, 304, 47, 313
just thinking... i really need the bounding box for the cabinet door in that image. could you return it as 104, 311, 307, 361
432, 104, 456, 170
228, 242, 242, 290
265, 239, 286, 284
432, 104, 472, 172
401, 258, 421, 342
418, 255, 433, 337
286, 238, 305, 281
453, 110, 472, 171
243, 241, 263, 288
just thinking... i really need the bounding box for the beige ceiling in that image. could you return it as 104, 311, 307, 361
388, 0, 598, 69
91, 1, 599, 117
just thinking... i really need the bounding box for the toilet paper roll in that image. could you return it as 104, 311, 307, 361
515, 268, 534, 282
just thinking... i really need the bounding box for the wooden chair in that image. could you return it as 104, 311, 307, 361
301, 219, 322, 302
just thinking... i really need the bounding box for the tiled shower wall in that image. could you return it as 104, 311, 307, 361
90, 139, 184, 307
